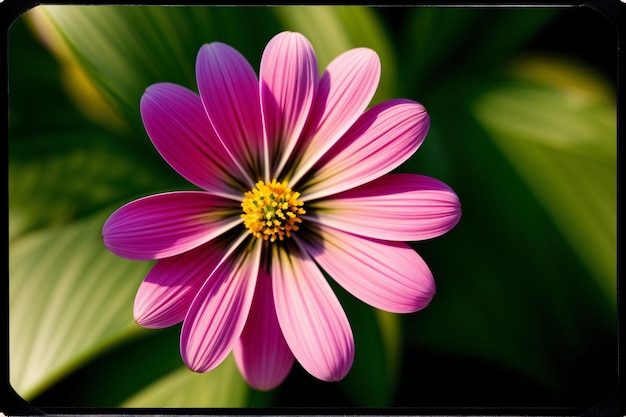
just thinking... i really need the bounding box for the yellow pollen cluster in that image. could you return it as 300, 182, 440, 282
241, 179, 306, 242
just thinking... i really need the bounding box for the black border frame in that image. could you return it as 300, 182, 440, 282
2, 1, 623, 415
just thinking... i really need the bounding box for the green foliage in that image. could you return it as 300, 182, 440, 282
121, 357, 248, 407
400, 53, 615, 398
473, 59, 616, 301
402, 7, 558, 94
9, 209, 152, 399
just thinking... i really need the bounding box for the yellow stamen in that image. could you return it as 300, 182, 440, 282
241, 179, 306, 242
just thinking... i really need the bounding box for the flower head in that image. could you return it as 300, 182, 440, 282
102, 31, 461, 390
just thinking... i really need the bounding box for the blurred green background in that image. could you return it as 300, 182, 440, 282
8, 4, 616, 411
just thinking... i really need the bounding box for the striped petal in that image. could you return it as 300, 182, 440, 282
311, 174, 461, 241
300, 226, 436, 314
180, 237, 261, 373
302, 100, 429, 200
260, 31, 318, 179
233, 267, 294, 391
272, 245, 354, 382
289, 47, 381, 184
102, 191, 240, 260
140, 83, 244, 198
133, 236, 234, 329
196, 42, 264, 185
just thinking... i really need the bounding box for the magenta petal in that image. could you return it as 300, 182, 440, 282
311, 173, 462, 241
289, 47, 381, 183
141, 83, 243, 198
196, 42, 264, 184
300, 226, 436, 313
233, 267, 294, 391
180, 238, 261, 373
272, 246, 354, 382
303, 100, 430, 200
102, 191, 240, 260
260, 31, 318, 178
133, 236, 234, 329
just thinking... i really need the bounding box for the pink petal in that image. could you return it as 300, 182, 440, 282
140, 83, 244, 198
260, 31, 318, 179
299, 225, 436, 313
180, 237, 261, 373
272, 245, 354, 382
134, 235, 234, 329
302, 100, 430, 200
102, 191, 240, 260
288, 48, 381, 184
310, 174, 461, 241
196, 42, 264, 185
233, 267, 294, 391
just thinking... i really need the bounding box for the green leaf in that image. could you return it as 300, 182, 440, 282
35, 5, 398, 133
472, 57, 616, 303
397, 56, 616, 397
10, 209, 154, 399
8, 15, 104, 138
273, 5, 396, 103
8, 13, 188, 402
8, 131, 173, 241
25, 310, 274, 407
403, 7, 557, 93
121, 356, 248, 407
34, 5, 282, 131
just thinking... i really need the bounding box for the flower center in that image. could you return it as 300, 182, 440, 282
241, 179, 306, 242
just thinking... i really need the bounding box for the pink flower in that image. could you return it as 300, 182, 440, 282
102, 31, 461, 391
